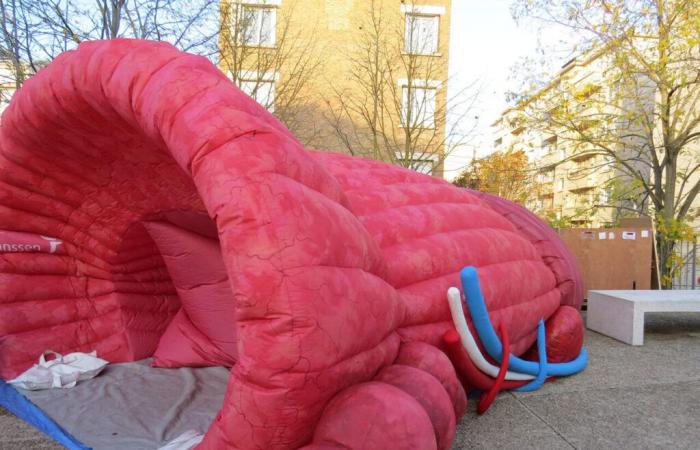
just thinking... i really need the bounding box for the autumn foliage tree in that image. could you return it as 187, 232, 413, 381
454, 148, 533, 205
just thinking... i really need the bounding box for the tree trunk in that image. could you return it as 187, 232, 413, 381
656, 233, 676, 289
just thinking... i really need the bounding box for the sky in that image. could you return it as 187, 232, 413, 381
443, 0, 541, 180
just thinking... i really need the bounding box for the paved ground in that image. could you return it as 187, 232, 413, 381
453, 312, 700, 449
2, 312, 699, 449
0, 406, 62, 449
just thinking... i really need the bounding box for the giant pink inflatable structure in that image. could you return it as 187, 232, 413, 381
0, 40, 585, 449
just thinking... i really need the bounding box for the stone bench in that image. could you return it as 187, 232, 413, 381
587, 290, 700, 345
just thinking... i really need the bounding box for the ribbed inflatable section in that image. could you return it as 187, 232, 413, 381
316, 153, 563, 355
469, 190, 584, 309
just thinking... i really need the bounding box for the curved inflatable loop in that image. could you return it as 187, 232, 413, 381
393, 342, 467, 418
522, 305, 584, 364
375, 365, 456, 450
460, 266, 588, 377
476, 323, 510, 414
309, 382, 438, 450
442, 330, 528, 392
512, 320, 548, 392
446, 287, 533, 381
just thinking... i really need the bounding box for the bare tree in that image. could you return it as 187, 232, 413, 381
34, 1, 217, 51
325, 0, 478, 175
0, 0, 42, 107
0, 0, 218, 107
218, 0, 323, 145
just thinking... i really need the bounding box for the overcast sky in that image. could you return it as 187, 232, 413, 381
443, 0, 541, 180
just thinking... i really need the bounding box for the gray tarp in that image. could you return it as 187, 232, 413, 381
21, 359, 228, 449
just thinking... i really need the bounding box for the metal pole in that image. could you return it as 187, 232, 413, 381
692, 240, 697, 290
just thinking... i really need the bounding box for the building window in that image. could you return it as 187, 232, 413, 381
240, 79, 276, 111
557, 178, 564, 192
240, 5, 276, 47
397, 152, 438, 175
404, 14, 439, 55
537, 168, 554, 184
408, 158, 436, 175
402, 86, 436, 128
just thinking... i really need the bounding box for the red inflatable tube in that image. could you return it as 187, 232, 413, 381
476, 323, 510, 414
442, 329, 528, 391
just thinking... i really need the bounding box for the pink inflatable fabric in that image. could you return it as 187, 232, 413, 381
468, 190, 584, 309
0, 40, 584, 449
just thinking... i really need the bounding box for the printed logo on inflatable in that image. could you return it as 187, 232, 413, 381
0, 231, 65, 254
41, 236, 63, 254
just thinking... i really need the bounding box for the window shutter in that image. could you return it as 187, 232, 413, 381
260, 8, 276, 46
425, 16, 438, 53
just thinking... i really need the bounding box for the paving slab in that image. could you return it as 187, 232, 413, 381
514, 312, 700, 397
519, 381, 700, 450
452, 394, 573, 450
453, 312, 700, 449
0, 407, 62, 449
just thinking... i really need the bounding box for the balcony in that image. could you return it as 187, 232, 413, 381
569, 178, 597, 192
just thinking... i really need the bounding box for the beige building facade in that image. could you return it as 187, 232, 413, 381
220, 0, 453, 176
492, 51, 650, 228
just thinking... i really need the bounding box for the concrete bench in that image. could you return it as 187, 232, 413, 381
587, 290, 700, 345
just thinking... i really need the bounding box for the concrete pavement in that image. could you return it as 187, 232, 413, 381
453, 312, 700, 449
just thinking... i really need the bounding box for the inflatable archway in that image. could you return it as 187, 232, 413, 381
0, 39, 584, 450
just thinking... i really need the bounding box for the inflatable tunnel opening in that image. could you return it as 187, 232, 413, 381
0, 39, 260, 378
0, 126, 231, 378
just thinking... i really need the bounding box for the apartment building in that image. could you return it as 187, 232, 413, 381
220, 0, 452, 177
491, 50, 643, 227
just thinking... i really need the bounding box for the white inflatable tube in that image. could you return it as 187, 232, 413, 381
447, 287, 534, 381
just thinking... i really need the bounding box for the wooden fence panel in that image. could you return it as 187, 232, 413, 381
558, 227, 654, 297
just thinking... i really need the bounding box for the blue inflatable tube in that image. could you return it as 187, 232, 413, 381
513, 320, 548, 392
460, 266, 588, 377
